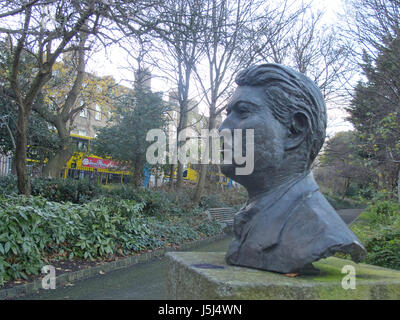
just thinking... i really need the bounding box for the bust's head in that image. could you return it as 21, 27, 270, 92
219, 64, 327, 197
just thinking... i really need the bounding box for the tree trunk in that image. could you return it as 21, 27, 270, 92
176, 162, 185, 188
42, 119, 73, 178
132, 159, 144, 188
218, 164, 224, 191
397, 168, 400, 202
15, 109, 30, 195
42, 147, 73, 178
193, 163, 208, 203
341, 178, 350, 200
193, 114, 216, 203
168, 164, 175, 189
176, 108, 188, 189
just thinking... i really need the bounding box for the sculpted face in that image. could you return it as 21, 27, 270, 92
219, 86, 288, 187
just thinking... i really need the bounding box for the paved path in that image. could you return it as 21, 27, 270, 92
19, 208, 363, 300
19, 237, 233, 300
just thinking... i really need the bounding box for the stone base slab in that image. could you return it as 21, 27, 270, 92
165, 252, 400, 300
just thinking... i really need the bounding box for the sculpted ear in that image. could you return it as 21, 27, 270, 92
285, 112, 309, 151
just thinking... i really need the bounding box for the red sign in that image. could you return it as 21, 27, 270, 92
81, 157, 119, 169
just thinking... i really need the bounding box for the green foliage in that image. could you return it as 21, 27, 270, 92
323, 194, 360, 210
30, 177, 102, 204
199, 193, 226, 209
358, 200, 400, 225
362, 233, 400, 270
0, 175, 248, 212
0, 175, 101, 204
0, 44, 61, 160
351, 200, 400, 270
0, 102, 60, 161
199, 188, 248, 210
0, 194, 222, 286
92, 87, 169, 186
315, 131, 374, 200
356, 184, 376, 200
346, 36, 400, 195
0, 175, 17, 196
105, 186, 193, 217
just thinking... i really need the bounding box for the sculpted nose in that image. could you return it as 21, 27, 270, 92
218, 116, 233, 133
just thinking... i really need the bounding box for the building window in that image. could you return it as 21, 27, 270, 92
80, 107, 87, 118
95, 105, 101, 121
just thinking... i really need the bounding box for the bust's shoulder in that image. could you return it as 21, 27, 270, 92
283, 188, 352, 242
301, 189, 338, 217
282, 173, 339, 220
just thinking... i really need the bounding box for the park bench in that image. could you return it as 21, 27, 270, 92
205, 207, 236, 232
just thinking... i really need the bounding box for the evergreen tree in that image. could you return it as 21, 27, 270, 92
92, 87, 169, 187
347, 35, 400, 195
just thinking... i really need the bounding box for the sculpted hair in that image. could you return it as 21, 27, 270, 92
235, 63, 327, 166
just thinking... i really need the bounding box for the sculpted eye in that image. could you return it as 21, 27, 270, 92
239, 109, 250, 118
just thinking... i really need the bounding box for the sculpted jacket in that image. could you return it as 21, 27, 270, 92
225, 172, 367, 274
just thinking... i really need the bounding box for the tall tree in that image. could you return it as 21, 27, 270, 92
145, 0, 207, 189
0, 0, 107, 195
344, 0, 400, 198
347, 36, 400, 197
92, 86, 169, 187
0, 89, 60, 171
36, 46, 120, 178
317, 131, 371, 198
192, 0, 260, 202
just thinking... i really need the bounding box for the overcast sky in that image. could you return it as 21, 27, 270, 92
86, 0, 353, 137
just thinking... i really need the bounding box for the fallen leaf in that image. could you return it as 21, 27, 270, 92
284, 273, 299, 278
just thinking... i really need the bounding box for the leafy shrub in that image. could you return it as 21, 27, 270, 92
101, 186, 193, 217
0, 175, 18, 195
359, 200, 400, 225
0, 195, 222, 286
30, 178, 102, 204
362, 232, 400, 269
357, 184, 376, 200
199, 193, 226, 209
199, 188, 247, 210
351, 200, 400, 270
0, 175, 102, 203
323, 194, 360, 210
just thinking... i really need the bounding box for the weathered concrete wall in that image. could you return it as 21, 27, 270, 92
166, 252, 400, 300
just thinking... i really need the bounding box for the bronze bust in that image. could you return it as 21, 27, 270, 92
219, 63, 366, 274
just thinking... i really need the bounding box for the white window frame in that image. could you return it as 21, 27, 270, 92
95, 104, 101, 121
80, 107, 87, 118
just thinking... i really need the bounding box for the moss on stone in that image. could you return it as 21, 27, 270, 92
166, 252, 400, 299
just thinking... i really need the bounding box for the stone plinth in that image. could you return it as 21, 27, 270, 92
165, 252, 400, 300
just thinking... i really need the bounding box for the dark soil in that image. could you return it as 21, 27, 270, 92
0, 242, 183, 291
0, 249, 160, 291
2, 259, 101, 290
